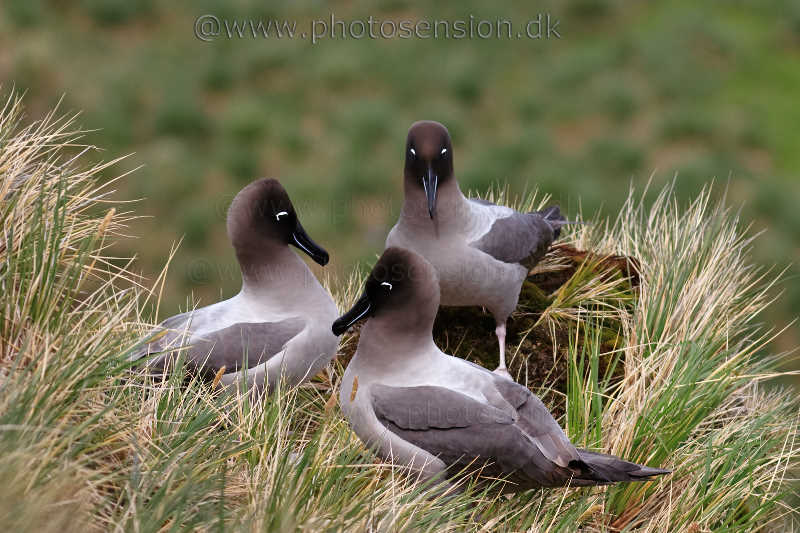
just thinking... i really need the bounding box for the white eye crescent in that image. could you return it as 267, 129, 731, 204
381, 282, 393, 290
441, 148, 447, 155
275, 211, 288, 221
409, 148, 416, 156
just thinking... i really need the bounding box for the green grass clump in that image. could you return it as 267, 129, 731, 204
1, 98, 798, 530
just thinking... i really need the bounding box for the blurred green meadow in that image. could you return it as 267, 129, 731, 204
2, 0, 798, 372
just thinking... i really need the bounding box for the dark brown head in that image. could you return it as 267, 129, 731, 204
404, 121, 454, 219
227, 178, 329, 269
332, 247, 439, 336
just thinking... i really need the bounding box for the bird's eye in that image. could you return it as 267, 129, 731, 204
275, 211, 288, 221
380, 281, 393, 291
409, 148, 416, 158
440, 148, 447, 156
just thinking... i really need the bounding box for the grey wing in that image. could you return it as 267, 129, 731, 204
469, 206, 564, 268
492, 377, 671, 485
139, 317, 305, 381
490, 376, 580, 468
185, 317, 306, 380
371, 384, 581, 488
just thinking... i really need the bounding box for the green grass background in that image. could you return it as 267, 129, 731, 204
2, 0, 798, 374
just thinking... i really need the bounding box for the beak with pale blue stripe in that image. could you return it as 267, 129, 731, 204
332, 292, 372, 335
291, 218, 329, 266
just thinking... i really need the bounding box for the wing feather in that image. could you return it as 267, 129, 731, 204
370, 383, 579, 488
135, 316, 305, 380
469, 206, 564, 268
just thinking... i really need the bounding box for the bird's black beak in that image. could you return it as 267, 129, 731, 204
422, 164, 438, 219
332, 291, 372, 336
290, 219, 329, 266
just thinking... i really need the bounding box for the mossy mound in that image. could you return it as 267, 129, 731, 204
432, 281, 563, 388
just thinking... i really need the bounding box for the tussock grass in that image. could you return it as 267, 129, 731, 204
1, 97, 798, 531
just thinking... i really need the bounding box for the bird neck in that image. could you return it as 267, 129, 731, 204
354, 317, 439, 373
238, 245, 325, 307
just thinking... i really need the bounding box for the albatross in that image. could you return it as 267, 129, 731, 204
332, 247, 669, 491
386, 120, 569, 378
131, 178, 339, 394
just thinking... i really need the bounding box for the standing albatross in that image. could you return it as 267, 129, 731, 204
332, 247, 669, 491
386, 120, 568, 378
131, 178, 339, 394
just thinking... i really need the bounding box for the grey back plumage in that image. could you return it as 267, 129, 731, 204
372, 384, 516, 429
469, 206, 565, 269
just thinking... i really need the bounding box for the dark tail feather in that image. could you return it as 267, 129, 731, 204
569, 449, 670, 485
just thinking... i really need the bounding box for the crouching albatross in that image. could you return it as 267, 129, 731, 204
332, 247, 669, 491
386, 120, 569, 379
132, 178, 339, 394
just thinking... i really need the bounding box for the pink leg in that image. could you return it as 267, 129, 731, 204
493, 322, 511, 379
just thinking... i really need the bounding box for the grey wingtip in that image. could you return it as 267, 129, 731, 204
632, 466, 672, 478
549, 219, 587, 227
576, 449, 671, 483
537, 206, 591, 230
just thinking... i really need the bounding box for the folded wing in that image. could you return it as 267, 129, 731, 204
370, 380, 669, 489
134, 316, 305, 381
370, 383, 582, 488
469, 206, 565, 269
